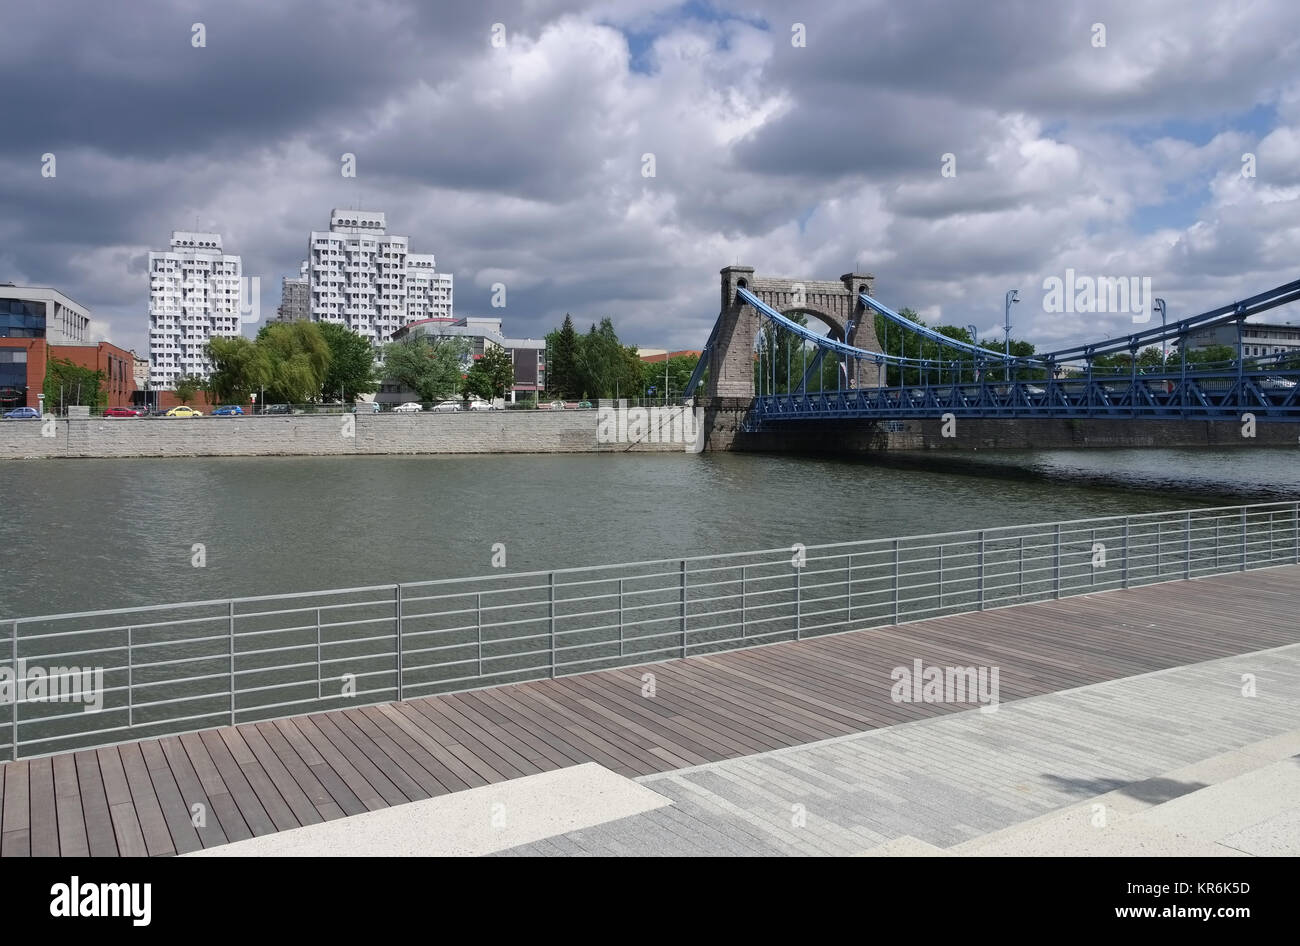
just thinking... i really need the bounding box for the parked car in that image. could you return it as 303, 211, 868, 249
430, 401, 460, 413
261, 403, 293, 415
3, 406, 39, 419
103, 406, 142, 417
212, 405, 244, 416
577, 400, 594, 409
1258, 377, 1297, 392
165, 406, 203, 417
468, 400, 497, 411
549, 400, 566, 410
393, 402, 425, 413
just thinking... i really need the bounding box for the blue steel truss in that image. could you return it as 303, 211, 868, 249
727, 279, 1300, 429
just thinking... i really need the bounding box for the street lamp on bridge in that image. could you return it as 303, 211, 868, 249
1153, 298, 1167, 362
1004, 290, 1020, 381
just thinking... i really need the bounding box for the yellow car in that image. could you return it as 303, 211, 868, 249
165, 406, 204, 417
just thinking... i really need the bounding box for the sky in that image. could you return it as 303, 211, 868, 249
2, 0, 1299, 358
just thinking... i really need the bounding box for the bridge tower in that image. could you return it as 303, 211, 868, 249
707, 266, 883, 399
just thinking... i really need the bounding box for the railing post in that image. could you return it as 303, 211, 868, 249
1121, 518, 1130, 589
127, 626, 133, 728
1185, 511, 1192, 579
11, 621, 18, 761
476, 592, 483, 678
617, 579, 624, 657
1018, 536, 1024, 598
1053, 524, 1062, 598
976, 532, 985, 610
548, 572, 556, 677
846, 553, 853, 624
794, 561, 802, 640
1240, 507, 1248, 571
228, 600, 236, 726
740, 565, 747, 638
679, 560, 688, 657
1294, 502, 1299, 564
315, 607, 322, 700
892, 539, 900, 624
939, 545, 944, 609
395, 584, 404, 701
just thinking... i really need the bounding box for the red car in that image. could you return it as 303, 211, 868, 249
104, 406, 143, 418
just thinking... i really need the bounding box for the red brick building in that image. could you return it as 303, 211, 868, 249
0, 338, 140, 411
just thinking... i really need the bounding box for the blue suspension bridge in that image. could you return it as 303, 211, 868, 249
685, 267, 1300, 431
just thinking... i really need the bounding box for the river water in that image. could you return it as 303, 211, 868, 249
0, 448, 1296, 619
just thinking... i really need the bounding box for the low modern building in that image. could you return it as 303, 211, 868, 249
381, 315, 546, 404
0, 283, 92, 343
1180, 321, 1300, 358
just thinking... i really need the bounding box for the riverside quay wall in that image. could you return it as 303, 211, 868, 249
697, 398, 1300, 452
0, 409, 698, 459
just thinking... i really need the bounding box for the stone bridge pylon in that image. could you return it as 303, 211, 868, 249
705, 266, 884, 399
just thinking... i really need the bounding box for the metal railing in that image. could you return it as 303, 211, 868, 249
3, 501, 1297, 760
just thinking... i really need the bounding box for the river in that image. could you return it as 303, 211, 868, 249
1, 447, 1296, 618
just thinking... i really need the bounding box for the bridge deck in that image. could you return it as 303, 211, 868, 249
1, 566, 1296, 857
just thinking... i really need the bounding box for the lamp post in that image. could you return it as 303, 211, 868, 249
1004, 290, 1020, 382
1153, 298, 1167, 363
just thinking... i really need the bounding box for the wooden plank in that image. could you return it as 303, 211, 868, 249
96, 748, 148, 858
287, 717, 391, 812
51, 753, 89, 857
234, 724, 327, 827
73, 751, 118, 857
138, 740, 203, 855
197, 729, 287, 835
255, 720, 356, 819
117, 743, 176, 856
28, 757, 59, 857
158, 735, 230, 849
305, 713, 415, 807
178, 732, 254, 844
215, 727, 301, 833
1, 761, 30, 857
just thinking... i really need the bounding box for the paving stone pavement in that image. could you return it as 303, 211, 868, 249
494, 643, 1300, 856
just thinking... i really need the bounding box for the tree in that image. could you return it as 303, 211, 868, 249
642, 353, 703, 400
462, 345, 514, 400
380, 335, 470, 402
319, 322, 379, 401
206, 337, 271, 404
256, 322, 331, 404
546, 315, 581, 398
44, 358, 106, 412
173, 375, 203, 405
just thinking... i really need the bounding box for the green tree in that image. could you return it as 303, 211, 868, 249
464, 345, 515, 399
380, 335, 470, 402
206, 337, 271, 404
546, 315, 581, 398
256, 322, 331, 404
319, 322, 379, 401
575, 318, 639, 399
44, 358, 106, 412
173, 375, 203, 405
641, 353, 703, 400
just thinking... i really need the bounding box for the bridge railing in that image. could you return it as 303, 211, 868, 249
750, 367, 1300, 423
3, 501, 1297, 760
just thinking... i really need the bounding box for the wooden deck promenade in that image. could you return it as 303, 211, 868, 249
1, 566, 1297, 857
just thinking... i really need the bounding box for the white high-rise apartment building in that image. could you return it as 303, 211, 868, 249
148, 231, 241, 388
307, 210, 452, 345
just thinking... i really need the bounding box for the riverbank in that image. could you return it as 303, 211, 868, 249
0, 410, 693, 459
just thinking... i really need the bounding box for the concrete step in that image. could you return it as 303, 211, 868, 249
858, 729, 1300, 857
